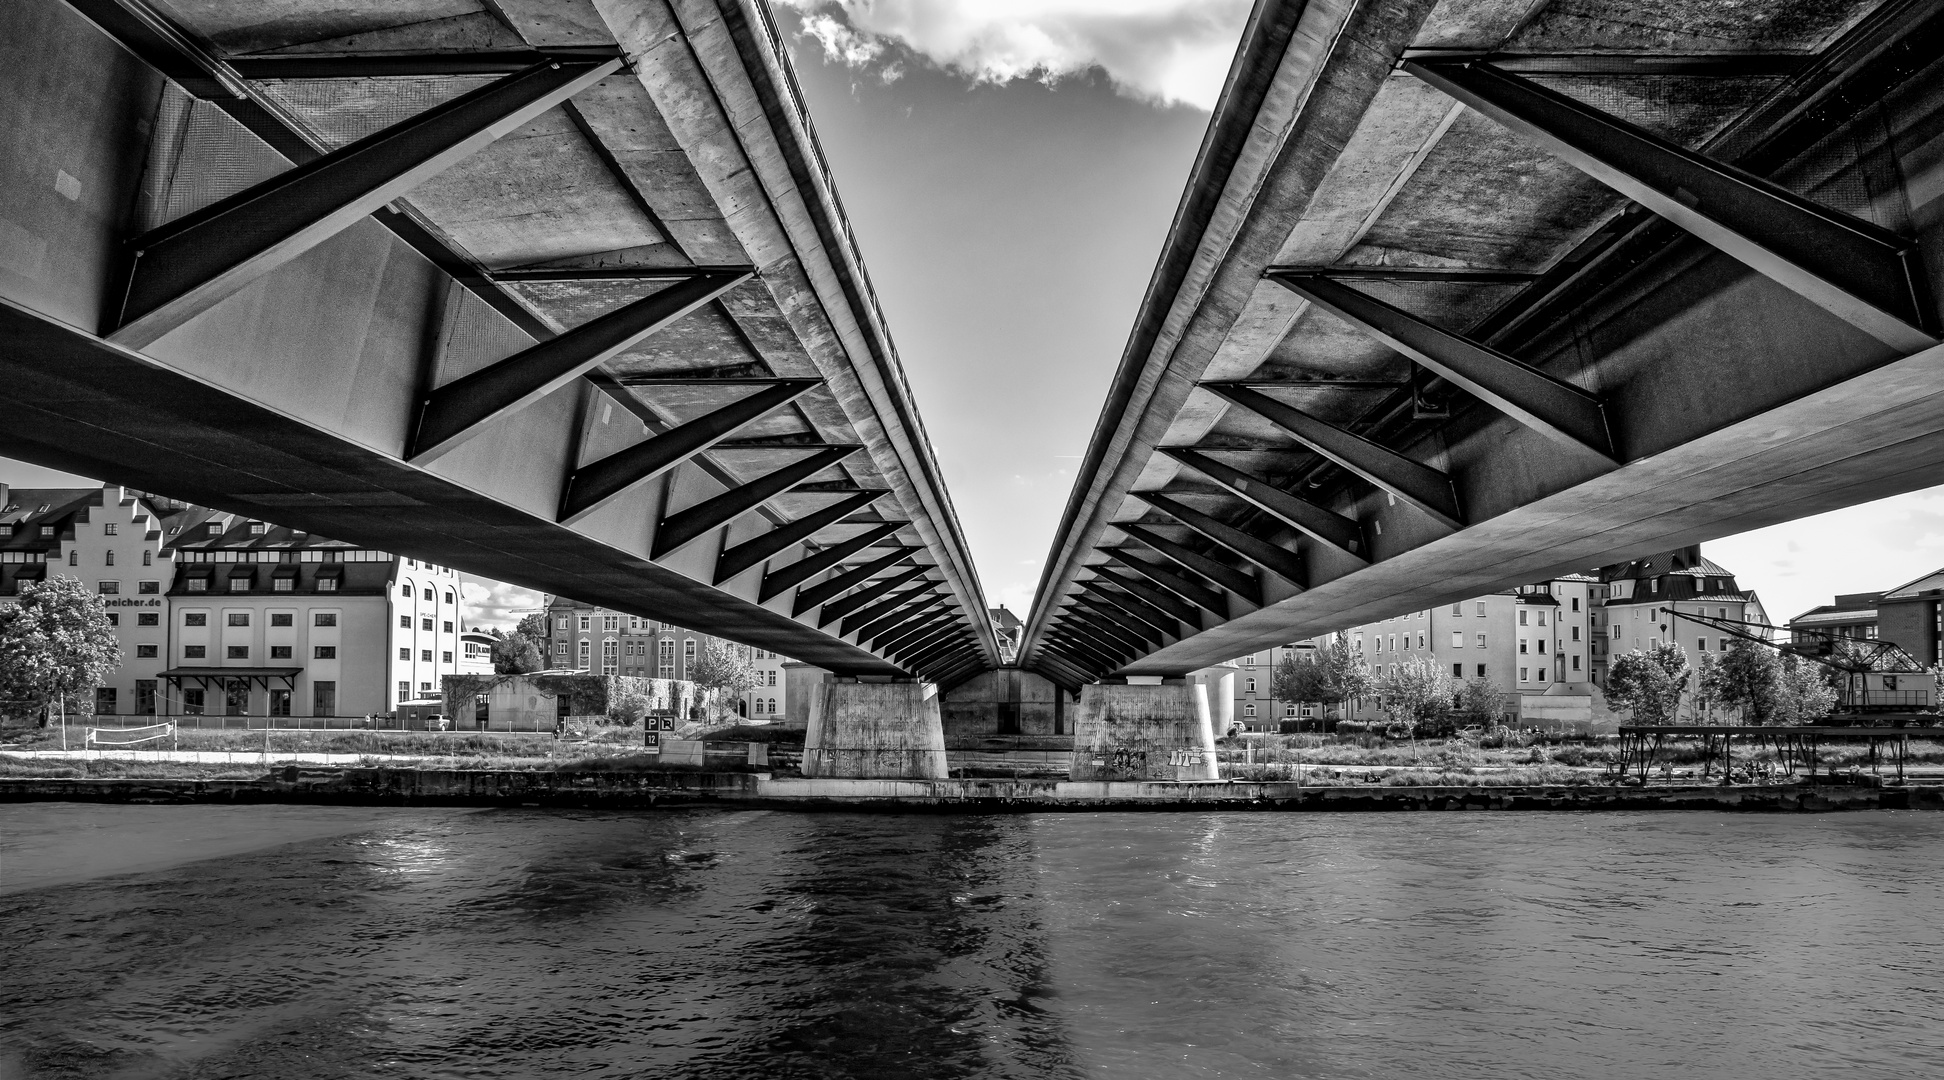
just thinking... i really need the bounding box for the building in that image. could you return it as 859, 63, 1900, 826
1, 484, 177, 716
1789, 592, 1880, 645
990, 605, 1022, 663
1, 481, 474, 719
542, 596, 790, 721
459, 629, 497, 675
1872, 570, 1944, 669
1596, 546, 1764, 679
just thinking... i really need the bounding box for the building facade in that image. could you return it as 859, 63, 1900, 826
2, 482, 471, 719
543, 596, 791, 720
1789, 592, 1880, 645
1596, 546, 1764, 678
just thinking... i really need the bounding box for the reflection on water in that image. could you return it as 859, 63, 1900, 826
2, 807, 1942, 1079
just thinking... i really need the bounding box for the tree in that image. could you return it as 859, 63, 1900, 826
515, 613, 548, 643
687, 639, 755, 720
1459, 677, 1510, 725
491, 632, 543, 674
1607, 646, 1688, 725
1687, 652, 1722, 722
1715, 638, 1781, 724
0, 577, 123, 725
1320, 634, 1374, 718
1773, 655, 1839, 725
1372, 657, 1455, 733
1271, 649, 1331, 720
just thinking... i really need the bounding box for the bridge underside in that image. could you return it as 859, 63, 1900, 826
1022, 0, 1944, 683
0, 0, 996, 679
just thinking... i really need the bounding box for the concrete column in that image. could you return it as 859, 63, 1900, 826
802, 681, 949, 779
1068, 681, 1220, 781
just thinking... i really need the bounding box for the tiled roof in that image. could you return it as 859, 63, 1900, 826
1793, 608, 1876, 625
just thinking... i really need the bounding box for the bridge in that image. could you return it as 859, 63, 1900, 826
1019, 0, 1944, 742
6, 0, 1944, 780
0, 0, 997, 694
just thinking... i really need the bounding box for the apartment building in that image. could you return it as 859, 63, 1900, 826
543, 596, 791, 720
1596, 546, 1764, 679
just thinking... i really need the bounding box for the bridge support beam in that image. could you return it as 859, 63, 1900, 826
1068, 681, 1219, 782
803, 681, 949, 779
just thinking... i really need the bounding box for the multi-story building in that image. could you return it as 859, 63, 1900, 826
1, 484, 178, 716
459, 628, 497, 675
1596, 546, 1764, 678
2, 481, 473, 719
543, 596, 791, 720
1346, 573, 1601, 701
1789, 593, 1880, 645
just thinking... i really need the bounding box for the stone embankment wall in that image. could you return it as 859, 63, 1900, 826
3, 770, 1939, 813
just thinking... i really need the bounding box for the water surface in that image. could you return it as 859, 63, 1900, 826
2, 806, 1940, 1078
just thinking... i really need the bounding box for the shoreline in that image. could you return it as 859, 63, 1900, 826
2, 769, 1939, 813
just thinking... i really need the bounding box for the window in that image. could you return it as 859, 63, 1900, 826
40, 525, 54, 538
579, 640, 591, 669
136, 644, 158, 658
101, 522, 118, 536
1476, 633, 1486, 649
421, 617, 433, 631
767, 671, 778, 687
420, 681, 432, 694
1245, 677, 1257, 693
0, 525, 9, 537
399, 616, 410, 629
555, 642, 567, 656
1537, 640, 1546, 654
249, 522, 266, 536
143, 550, 152, 566
556, 617, 567, 631
105, 550, 115, 566
137, 613, 157, 627
1476, 664, 1486, 678
444, 591, 453, 605
313, 646, 337, 659
269, 689, 291, 717
397, 682, 410, 703
1451, 631, 1464, 648
227, 613, 249, 627
1571, 597, 1580, 612
1453, 663, 1462, 677
1518, 609, 1528, 625
317, 577, 337, 592
1537, 611, 1547, 626
188, 577, 208, 592
1572, 655, 1582, 671
442, 621, 453, 633
400, 584, 412, 597
1520, 667, 1529, 682
603, 639, 618, 675
136, 680, 156, 715
183, 688, 205, 715
106, 614, 119, 627
1519, 640, 1528, 654
1720, 639, 1729, 652
227, 646, 249, 659
98, 581, 119, 595
579, 615, 591, 631
184, 612, 207, 627
138, 580, 158, 594
273, 577, 293, 592
399, 648, 410, 661
1451, 604, 1463, 615
184, 645, 206, 659
442, 651, 453, 664
207, 522, 223, 536
421, 649, 432, 662
659, 639, 675, 677
228, 577, 248, 593
604, 615, 619, 632
267, 613, 292, 627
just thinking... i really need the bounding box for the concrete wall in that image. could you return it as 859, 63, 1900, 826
1877, 595, 1940, 668
940, 667, 1066, 744
782, 662, 828, 729
1068, 683, 1218, 782
803, 681, 948, 779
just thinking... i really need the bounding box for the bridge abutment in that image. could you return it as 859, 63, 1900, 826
1068, 681, 1219, 782
802, 681, 949, 779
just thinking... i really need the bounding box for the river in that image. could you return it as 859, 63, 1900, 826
2, 805, 1940, 1078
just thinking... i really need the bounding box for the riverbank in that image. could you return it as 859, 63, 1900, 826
3, 768, 1938, 812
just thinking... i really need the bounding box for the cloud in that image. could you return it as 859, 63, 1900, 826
1708, 484, 1944, 629
778, 0, 1254, 110
461, 576, 546, 632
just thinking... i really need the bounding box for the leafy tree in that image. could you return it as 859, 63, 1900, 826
688, 639, 755, 720
1715, 638, 1781, 724
607, 684, 652, 726
1607, 646, 1688, 725
1271, 649, 1331, 716
0, 577, 122, 725
1459, 677, 1510, 725
1686, 652, 1722, 722
492, 632, 544, 674
1320, 634, 1374, 718
1372, 657, 1455, 733
1773, 655, 1838, 725
515, 613, 548, 643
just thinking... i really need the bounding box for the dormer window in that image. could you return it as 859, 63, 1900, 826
249, 523, 267, 536
40, 525, 54, 538
207, 522, 223, 536
0, 525, 10, 538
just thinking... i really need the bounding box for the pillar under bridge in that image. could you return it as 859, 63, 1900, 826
1068, 681, 1220, 782
802, 681, 949, 780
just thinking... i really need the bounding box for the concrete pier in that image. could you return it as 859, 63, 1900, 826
802, 681, 949, 779
1068, 682, 1219, 781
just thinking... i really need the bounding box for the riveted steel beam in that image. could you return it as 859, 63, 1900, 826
1133, 493, 1305, 590
759, 522, 903, 602
789, 546, 915, 616
1117, 524, 1262, 605
1269, 273, 1617, 462
714, 491, 889, 585
414, 273, 759, 464
1202, 383, 1465, 531
556, 377, 814, 524
818, 565, 932, 627
1100, 549, 1228, 616
1160, 446, 1367, 560
110, 58, 624, 347
1405, 58, 1937, 353
651, 445, 859, 560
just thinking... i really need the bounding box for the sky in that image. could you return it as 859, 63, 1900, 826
4, 0, 1942, 634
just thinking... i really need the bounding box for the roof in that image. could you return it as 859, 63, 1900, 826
1792, 608, 1877, 626
157, 667, 303, 679
1883, 568, 1944, 599
1602, 550, 1736, 582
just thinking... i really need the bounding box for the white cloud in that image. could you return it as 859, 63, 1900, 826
1708, 485, 1944, 629
461, 576, 546, 632
779, 0, 1253, 110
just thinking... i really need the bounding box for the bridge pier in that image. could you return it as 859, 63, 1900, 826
802, 680, 949, 779
1068, 680, 1220, 782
